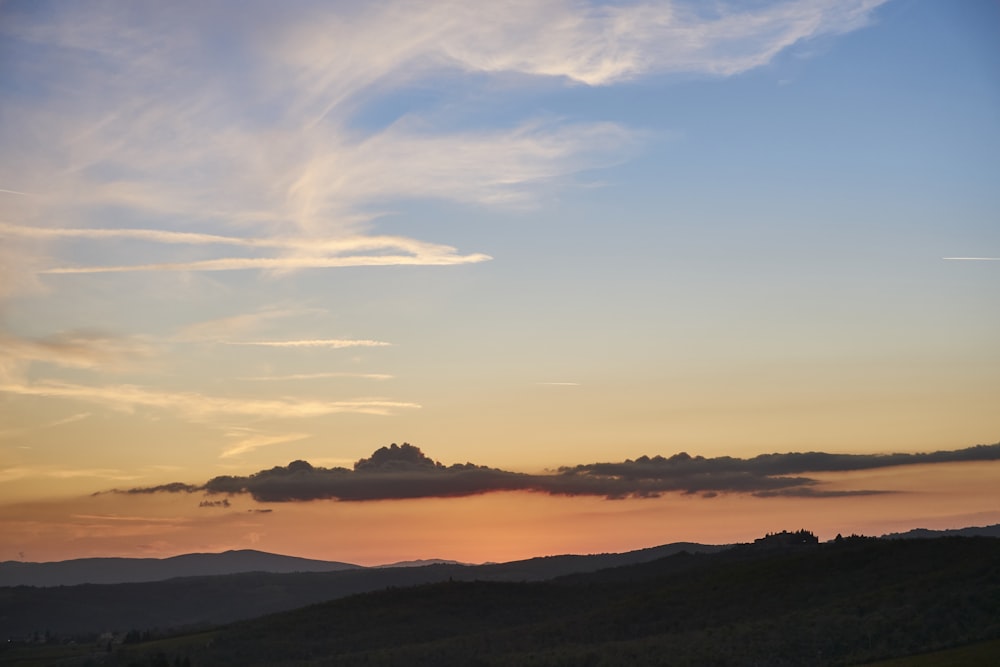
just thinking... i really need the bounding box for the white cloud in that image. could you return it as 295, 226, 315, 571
279, 0, 888, 100
0, 222, 485, 257
0, 223, 492, 274
41, 251, 492, 274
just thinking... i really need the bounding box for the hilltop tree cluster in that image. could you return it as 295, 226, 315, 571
753, 529, 819, 547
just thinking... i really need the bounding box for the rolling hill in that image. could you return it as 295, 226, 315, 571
0, 549, 360, 587
33, 535, 1000, 667
0, 541, 726, 637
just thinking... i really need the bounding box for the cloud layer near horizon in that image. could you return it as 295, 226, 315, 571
112, 442, 1000, 502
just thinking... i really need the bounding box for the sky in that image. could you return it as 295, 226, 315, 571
1, 0, 998, 565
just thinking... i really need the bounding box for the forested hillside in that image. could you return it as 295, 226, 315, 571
30, 536, 998, 667
0, 542, 723, 638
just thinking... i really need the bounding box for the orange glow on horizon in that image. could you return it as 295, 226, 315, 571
1, 461, 998, 566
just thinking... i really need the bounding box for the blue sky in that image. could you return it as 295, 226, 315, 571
0, 0, 997, 504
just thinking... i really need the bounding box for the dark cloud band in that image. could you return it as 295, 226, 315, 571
111, 442, 1000, 502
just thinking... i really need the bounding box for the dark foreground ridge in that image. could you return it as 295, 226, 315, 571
4, 534, 999, 666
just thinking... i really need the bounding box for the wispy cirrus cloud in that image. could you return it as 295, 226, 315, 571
222, 339, 390, 349
0, 223, 490, 274
0, 412, 91, 441
0, 331, 154, 383
0, 381, 419, 419
173, 308, 322, 343
239, 372, 394, 382
0, 1, 891, 468
279, 0, 888, 109
40, 251, 489, 274
0, 331, 151, 369
0, 466, 140, 484
220, 430, 312, 459
0, 1, 887, 282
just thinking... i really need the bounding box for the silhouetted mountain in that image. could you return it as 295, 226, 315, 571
31, 535, 998, 667
471, 541, 728, 581
880, 522, 1000, 540
0, 541, 725, 637
375, 559, 465, 568
0, 549, 359, 587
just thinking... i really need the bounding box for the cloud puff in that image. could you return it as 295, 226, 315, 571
113, 441, 1000, 502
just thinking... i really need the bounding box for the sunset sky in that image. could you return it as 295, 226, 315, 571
1, 0, 998, 566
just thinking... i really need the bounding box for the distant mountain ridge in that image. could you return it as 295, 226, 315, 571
0, 541, 726, 636
0, 541, 725, 588
374, 559, 465, 569
880, 523, 1000, 540
0, 549, 360, 587
6, 524, 999, 588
